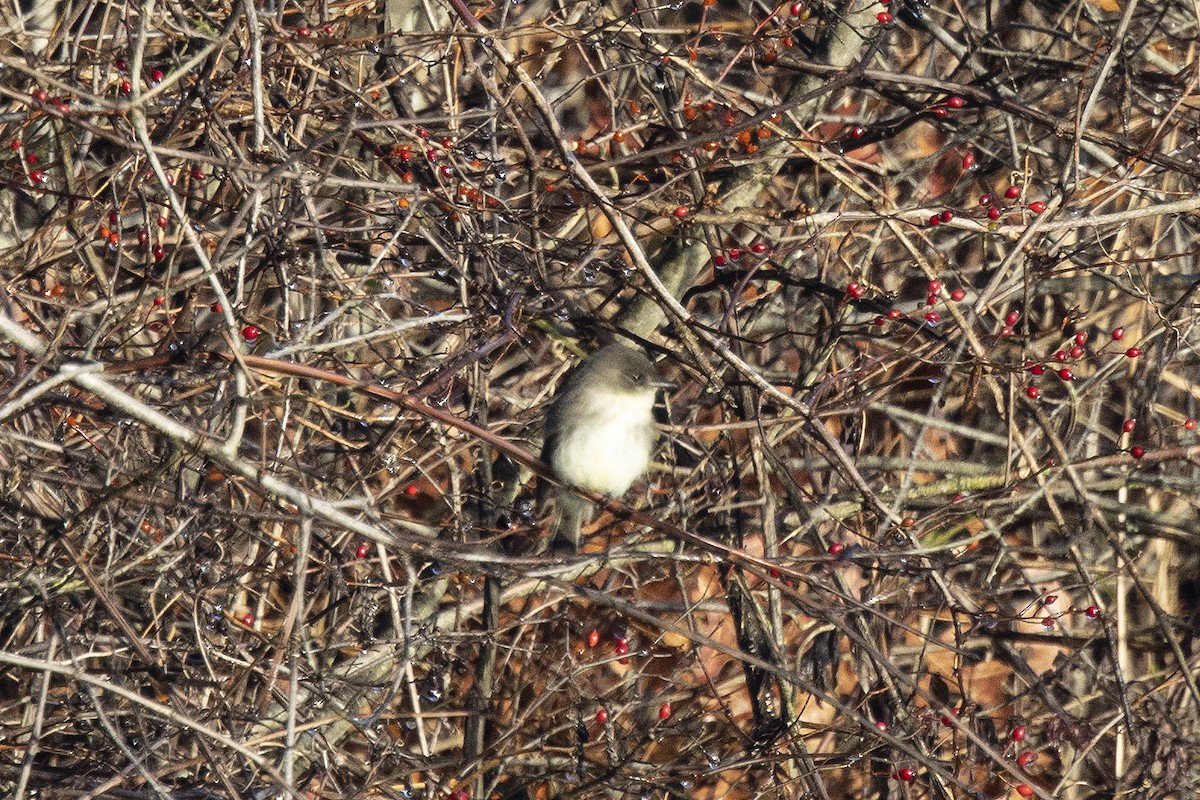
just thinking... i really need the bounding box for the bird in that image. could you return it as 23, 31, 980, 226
540, 344, 671, 551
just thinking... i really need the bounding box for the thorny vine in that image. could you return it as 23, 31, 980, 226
2, 0, 1200, 797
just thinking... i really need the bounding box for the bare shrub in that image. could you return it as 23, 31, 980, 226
3, 0, 1200, 797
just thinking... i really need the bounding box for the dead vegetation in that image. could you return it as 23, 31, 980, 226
3, 0, 1200, 797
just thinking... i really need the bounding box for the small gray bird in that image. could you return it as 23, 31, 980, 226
540, 344, 671, 550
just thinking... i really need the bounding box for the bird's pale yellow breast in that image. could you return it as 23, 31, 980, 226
548, 389, 656, 496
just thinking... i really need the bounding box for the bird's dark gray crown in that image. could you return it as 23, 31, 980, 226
577, 345, 659, 395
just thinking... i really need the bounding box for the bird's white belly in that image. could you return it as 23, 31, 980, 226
550, 394, 655, 496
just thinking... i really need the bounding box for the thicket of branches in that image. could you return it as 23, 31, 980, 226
3, 0, 1200, 797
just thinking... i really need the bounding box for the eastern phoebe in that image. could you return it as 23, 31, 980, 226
541, 344, 670, 550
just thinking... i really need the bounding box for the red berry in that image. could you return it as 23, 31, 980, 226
846, 282, 864, 299
886, 308, 902, 320
587, 629, 600, 647
439, 164, 453, 178
157, 214, 169, 228
928, 214, 941, 226
728, 247, 743, 259
138, 228, 149, 246
355, 543, 369, 558
1005, 311, 1020, 326
1044, 595, 1057, 605
945, 96, 964, 109
405, 483, 420, 496
1130, 446, 1145, 459
241, 324, 260, 342
896, 768, 915, 782
999, 325, 1014, 337
191, 168, 205, 180
873, 316, 886, 326
1017, 750, 1037, 766
1057, 368, 1072, 381
120, 79, 132, 94
153, 295, 165, 307
296, 25, 311, 37
750, 242, 768, 254
1005, 185, 1022, 199
1069, 345, 1085, 359
241, 612, 254, 626
673, 206, 688, 218
850, 125, 865, 138
829, 542, 845, 555
924, 312, 940, 324
322, 24, 334, 35
1029, 364, 1044, 376
150, 68, 164, 83
152, 244, 165, 261
875, 720, 888, 732
926, 294, 938, 306
927, 280, 942, 294
596, 708, 609, 722
9, 139, 20, 150
1122, 419, 1136, 433
1025, 386, 1040, 399
932, 107, 948, 118
1042, 616, 1054, 627
659, 703, 671, 720
979, 193, 993, 206
1125, 347, 1142, 358
1011, 725, 1026, 742
615, 639, 630, 656
961, 152, 975, 170
1185, 419, 1197, 431
950, 288, 965, 301
1028, 201, 1046, 214
29, 169, 45, 184
32, 88, 48, 102
713, 254, 726, 267
1074, 331, 1089, 346
939, 210, 954, 223
876, 11, 892, 22
1111, 327, 1125, 340
1016, 784, 1034, 797
790, 1, 804, 14
1085, 606, 1101, 619
1054, 350, 1068, 362
211, 302, 222, 313
987, 206, 1001, 220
